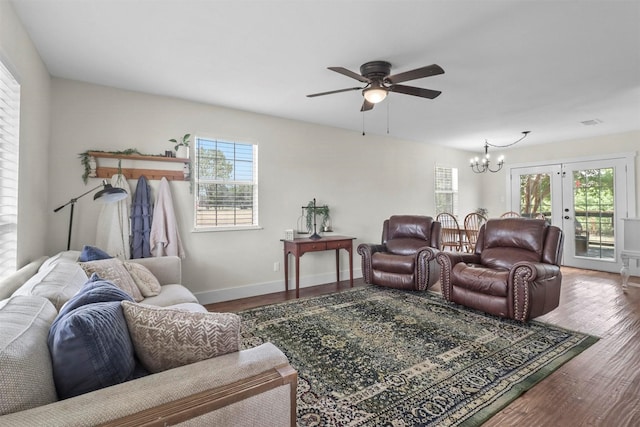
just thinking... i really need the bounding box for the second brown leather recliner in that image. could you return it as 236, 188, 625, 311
436, 218, 564, 322
357, 215, 441, 291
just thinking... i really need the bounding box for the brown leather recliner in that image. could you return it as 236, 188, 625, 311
357, 215, 441, 291
436, 218, 563, 322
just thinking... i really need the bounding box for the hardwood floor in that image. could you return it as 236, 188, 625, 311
205, 267, 640, 426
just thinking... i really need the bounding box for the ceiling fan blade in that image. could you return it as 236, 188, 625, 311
389, 84, 442, 99
386, 64, 444, 84
307, 87, 362, 98
328, 67, 371, 83
360, 99, 374, 112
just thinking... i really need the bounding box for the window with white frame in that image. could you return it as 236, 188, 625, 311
0, 60, 20, 279
434, 165, 458, 216
194, 136, 258, 230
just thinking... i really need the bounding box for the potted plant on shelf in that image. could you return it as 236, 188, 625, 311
170, 133, 191, 159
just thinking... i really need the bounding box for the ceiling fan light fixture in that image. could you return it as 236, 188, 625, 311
363, 86, 388, 104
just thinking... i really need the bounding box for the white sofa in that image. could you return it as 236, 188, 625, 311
0, 251, 296, 426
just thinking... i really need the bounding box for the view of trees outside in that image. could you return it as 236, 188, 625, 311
520, 173, 552, 218
519, 168, 615, 258
573, 168, 615, 254
195, 138, 255, 227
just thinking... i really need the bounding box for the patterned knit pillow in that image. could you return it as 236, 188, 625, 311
79, 258, 143, 302
123, 262, 161, 297
121, 301, 241, 373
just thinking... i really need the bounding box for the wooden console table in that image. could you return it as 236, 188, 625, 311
282, 235, 355, 298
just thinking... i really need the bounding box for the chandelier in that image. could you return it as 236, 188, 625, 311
470, 131, 530, 173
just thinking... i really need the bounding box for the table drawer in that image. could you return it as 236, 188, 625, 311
326, 240, 351, 250
299, 242, 327, 252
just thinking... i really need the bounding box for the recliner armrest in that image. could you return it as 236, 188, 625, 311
357, 243, 387, 256
436, 252, 481, 267
417, 246, 440, 261
509, 261, 561, 282
357, 243, 387, 284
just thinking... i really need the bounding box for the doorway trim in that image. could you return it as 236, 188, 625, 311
506, 151, 636, 274
506, 151, 636, 220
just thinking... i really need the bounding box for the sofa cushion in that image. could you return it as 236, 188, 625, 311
388, 215, 432, 240
79, 258, 143, 302
122, 301, 241, 373
13, 261, 89, 310
0, 256, 48, 301
385, 238, 427, 256
0, 295, 58, 415
139, 284, 199, 307
483, 218, 547, 254
39, 250, 81, 271
371, 252, 415, 274
78, 245, 112, 262
451, 262, 509, 297
57, 273, 134, 319
48, 301, 137, 399
124, 262, 161, 297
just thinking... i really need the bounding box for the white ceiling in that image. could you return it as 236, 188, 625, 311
10, 0, 640, 151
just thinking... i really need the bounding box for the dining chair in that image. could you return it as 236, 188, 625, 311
463, 212, 487, 252
436, 212, 464, 252
500, 211, 521, 218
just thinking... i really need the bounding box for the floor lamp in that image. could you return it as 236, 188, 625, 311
53, 180, 128, 250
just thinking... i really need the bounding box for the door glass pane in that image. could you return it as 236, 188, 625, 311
573, 168, 615, 259
519, 174, 552, 220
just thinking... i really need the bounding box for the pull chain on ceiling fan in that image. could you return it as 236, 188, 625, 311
307, 60, 444, 111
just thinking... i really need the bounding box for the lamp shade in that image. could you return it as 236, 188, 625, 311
363, 86, 388, 104
94, 183, 128, 203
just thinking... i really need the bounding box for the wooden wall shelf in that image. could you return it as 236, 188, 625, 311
87, 151, 190, 163
87, 151, 191, 181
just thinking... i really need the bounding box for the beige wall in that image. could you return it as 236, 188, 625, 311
47, 78, 477, 302
0, 0, 51, 267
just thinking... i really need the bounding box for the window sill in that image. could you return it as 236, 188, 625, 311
192, 225, 263, 233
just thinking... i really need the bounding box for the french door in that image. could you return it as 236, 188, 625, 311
510, 158, 630, 272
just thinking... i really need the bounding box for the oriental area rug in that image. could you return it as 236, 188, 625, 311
239, 286, 598, 427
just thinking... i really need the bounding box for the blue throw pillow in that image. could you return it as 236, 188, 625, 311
78, 245, 112, 262
48, 301, 137, 399
56, 274, 134, 320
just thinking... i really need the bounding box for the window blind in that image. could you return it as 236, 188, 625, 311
0, 60, 20, 279
194, 137, 258, 229
434, 165, 458, 216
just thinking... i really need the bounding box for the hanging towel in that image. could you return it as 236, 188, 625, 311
150, 177, 185, 258
130, 175, 153, 258
95, 174, 131, 260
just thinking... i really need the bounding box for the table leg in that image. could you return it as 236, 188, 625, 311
348, 245, 353, 287
283, 250, 289, 292
295, 253, 300, 298
621, 253, 630, 292
335, 249, 340, 284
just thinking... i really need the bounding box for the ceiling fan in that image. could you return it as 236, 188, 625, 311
306, 60, 444, 112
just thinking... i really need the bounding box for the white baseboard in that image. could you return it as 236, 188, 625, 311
194, 268, 363, 305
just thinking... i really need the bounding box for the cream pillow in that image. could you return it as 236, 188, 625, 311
79, 258, 143, 302
123, 262, 161, 297
121, 301, 241, 373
